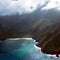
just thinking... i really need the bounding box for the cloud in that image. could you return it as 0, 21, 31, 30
1, 0, 60, 15
41, 0, 60, 10
0, 0, 48, 15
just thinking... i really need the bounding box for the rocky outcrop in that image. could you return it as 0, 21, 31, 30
34, 24, 60, 56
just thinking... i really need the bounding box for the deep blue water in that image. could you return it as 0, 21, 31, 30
0, 38, 60, 60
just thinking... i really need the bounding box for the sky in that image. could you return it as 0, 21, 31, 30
0, 0, 60, 15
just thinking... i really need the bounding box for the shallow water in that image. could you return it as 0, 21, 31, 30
0, 38, 60, 60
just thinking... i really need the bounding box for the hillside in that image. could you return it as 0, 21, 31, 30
0, 7, 60, 56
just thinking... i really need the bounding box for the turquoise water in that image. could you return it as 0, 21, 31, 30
0, 38, 60, 60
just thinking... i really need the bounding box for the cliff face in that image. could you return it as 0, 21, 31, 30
35, 24, 60, 54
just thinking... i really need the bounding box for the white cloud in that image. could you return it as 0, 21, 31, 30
0, 0, 47, 15
41, 0, 60, 10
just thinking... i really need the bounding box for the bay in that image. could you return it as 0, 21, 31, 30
0, 38, 59, 60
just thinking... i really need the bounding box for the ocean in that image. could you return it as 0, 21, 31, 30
0, 38, 59, 60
